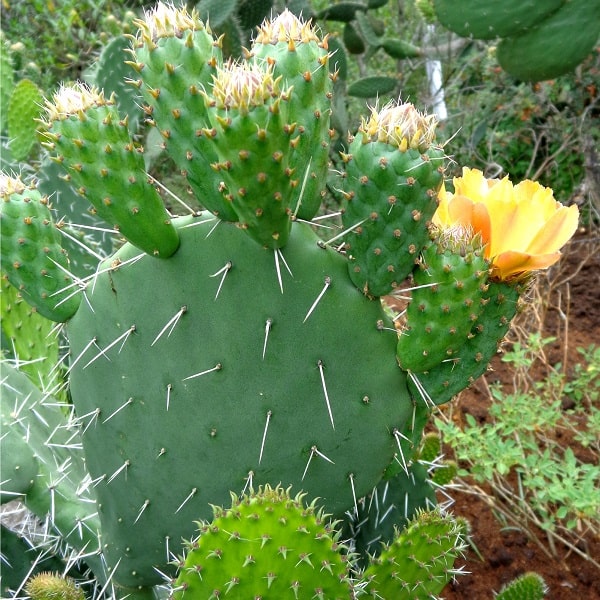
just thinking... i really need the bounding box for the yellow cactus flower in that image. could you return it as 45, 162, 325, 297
433, 168, 579, 281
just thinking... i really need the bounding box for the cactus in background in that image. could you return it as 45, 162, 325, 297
496, 572, 548, 600
432, 0, 600, 81
0, 3, 579, 597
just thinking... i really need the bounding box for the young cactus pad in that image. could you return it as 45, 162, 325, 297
173, 484, 352, 599
67, 215, 413, 587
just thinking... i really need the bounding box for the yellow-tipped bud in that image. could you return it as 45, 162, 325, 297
211, 61, 286, 113
359, 101, 438, 152
134, 1, 206, 44
43, 82, 108, 124
254, 9, 321, 45
0, 173, 28, 198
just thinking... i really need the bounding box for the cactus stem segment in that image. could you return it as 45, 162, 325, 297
317, 359, 335, 429
303, 276, 331, 323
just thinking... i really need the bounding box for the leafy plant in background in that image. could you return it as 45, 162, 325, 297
435, 335, 600, 566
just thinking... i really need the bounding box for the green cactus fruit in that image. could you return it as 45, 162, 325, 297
67, 215, 411, 588
496, 0, 600, 81
173, 485, 352, 599
396, 230, 489, 372
341, 101, 445, 297
496, 572, 548, 600
0, 362, 104, 579
40, 83, 180, 258
25, 573, 85, 600
128, 3, 236, 221
408, 279, 523, 405
0, 176, 81, 322
1, 274, 60, 385
432, 0, 565, 40
7, 78, 44, 161
251, 10, 333, 221
363, 508, 468, 599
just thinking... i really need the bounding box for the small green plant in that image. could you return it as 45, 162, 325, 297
435, 335, 600, 564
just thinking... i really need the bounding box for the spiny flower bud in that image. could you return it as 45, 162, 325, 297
211, 61, 286, 113
42, 82, 109, 124
25, 572, 85, 600
0, 173, 27, 198
135, 1, 206, 44
254, 9, 322, 45
360, 101, 437, 152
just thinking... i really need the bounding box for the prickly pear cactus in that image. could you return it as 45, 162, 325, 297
2, 2, 567, 596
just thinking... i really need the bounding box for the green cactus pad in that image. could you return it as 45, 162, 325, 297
0, 179, 81, 322
0, 362, 104, 577
408, 279, 522, 405
1, 275, 60, 384
432, 0, 565, 40
41, 84, 180, 258
363, 508, 468, 599
128, 5, 236, 220
397, 238, 488, 372
341, 114, 445, 297
67, 215, 412, 587
496, 0, 600, 81
251, 10, 333, 221
173, 485, 352, 599
496, 572, 548, 600
7, 79, 43, 161
0, 410, 39, 502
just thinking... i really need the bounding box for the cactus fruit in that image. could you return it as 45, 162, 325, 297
340, 102, 445, 297
172, 484, 352, 599
7, 78, 44, 161
0, 175, 81, 322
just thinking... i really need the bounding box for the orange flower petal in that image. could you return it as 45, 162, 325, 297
525, 204, 579, 255
492, 250, 562, 280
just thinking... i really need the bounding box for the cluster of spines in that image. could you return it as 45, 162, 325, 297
0, 174, 81, 322
340, 102, 445, 297
39, 83, 180, 258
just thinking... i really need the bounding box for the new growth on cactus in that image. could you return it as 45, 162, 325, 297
0, 2, 578, 598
